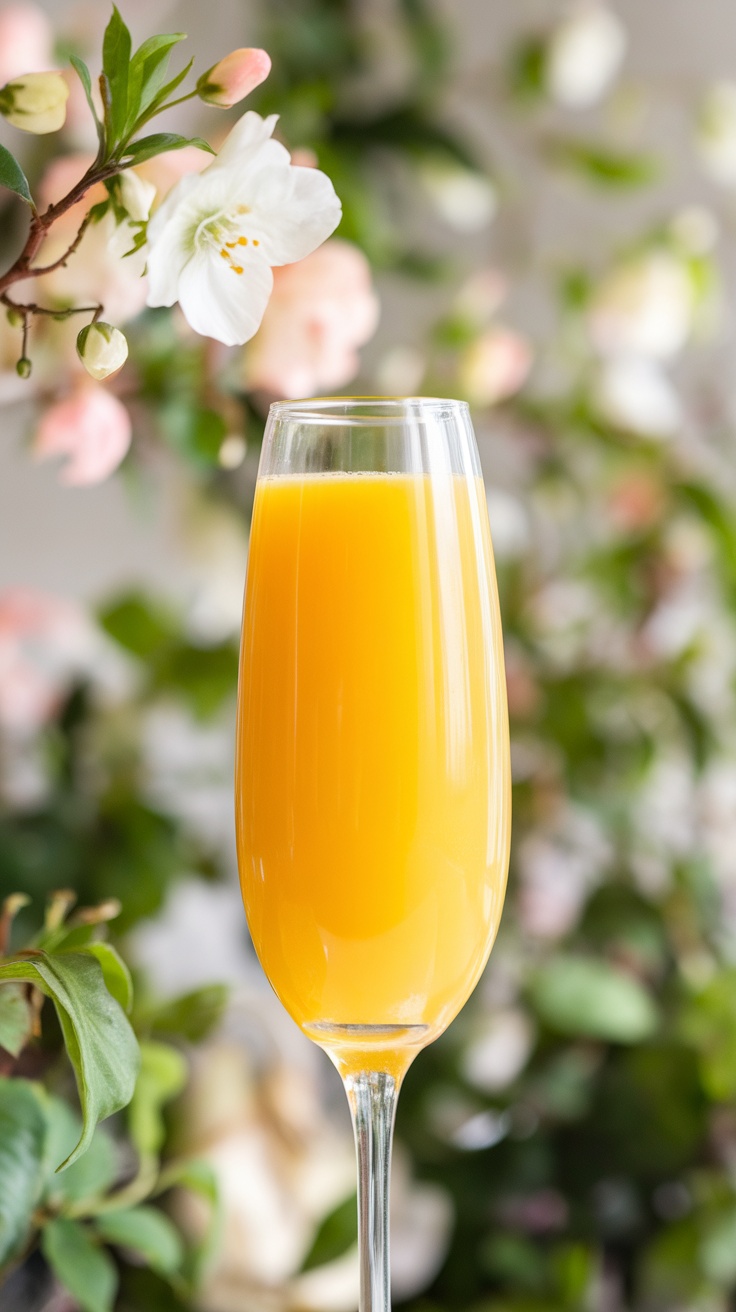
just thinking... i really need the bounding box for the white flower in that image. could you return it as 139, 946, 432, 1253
592, 356, 682, 438
588, 252, 695, 360
546, 3, 627, 109
698, 82, 736, 188
76, 322, 128, 381
145, 111, 342, 346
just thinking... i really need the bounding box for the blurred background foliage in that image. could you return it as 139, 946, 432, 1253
4, 0, 736, 1309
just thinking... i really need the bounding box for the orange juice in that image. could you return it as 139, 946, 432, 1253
236, 473, 510, 1066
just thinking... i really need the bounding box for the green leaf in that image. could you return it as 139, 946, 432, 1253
0, 952, 140, 1169
546, 138, 660, 189
530, 957, 659, 1043
0, 144, 33, 206
680, 968, 736, 1099
162, 403, 227, 468
135, 56, 194, 126
701, 1207, 736, 1286
129, 1040, 187, 1161
0, 981, 33, 1056
102, 5, 132, 147
508, 35, 547, 102
301, 1192, 357, 1271
0, 1078, 48, 1266
70, 55, 103, 141
42, 1217, 118, 1312
161, 641, 239, 719
95, 1205, 184, 1277
131, 33, 187, 118
144, 984, 228, 1043
120, 132, 213, 166
99, 592, 177, 659
81, 943, 134, 1014
42, 1096, 118, 1207
156, 1158, 222, 1286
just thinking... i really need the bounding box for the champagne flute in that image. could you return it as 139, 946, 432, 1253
236, 397, 511, 1312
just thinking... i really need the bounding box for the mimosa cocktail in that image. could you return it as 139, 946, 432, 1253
235, 398, 511, 1312
236, 472, 509, 1064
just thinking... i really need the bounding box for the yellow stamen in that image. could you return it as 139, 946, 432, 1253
232, 265, 244, 275
252, 239, 260, 246
237, 236, 248, 246
220, 248, 229, 259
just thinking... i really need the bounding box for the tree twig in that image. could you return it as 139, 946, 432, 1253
28, 211, 94, 277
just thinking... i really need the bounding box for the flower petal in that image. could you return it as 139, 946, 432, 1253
251, 163, 342, 266
204, 110, 281, 174
176, 248, 273, 346
146, 173, 204, 307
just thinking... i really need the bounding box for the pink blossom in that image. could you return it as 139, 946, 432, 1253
35, 385, 132, 485
459, 327, 532, 407
244, 239, 379, 399
197, 48, 271, 107
0, 588, 90, 734
0, 4, 53, 87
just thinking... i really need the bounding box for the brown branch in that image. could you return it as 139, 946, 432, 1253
28, 211, 94, 277
0, 161, 118, 299
1, 294, 103, 321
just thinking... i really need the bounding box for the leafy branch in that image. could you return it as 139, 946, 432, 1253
0, 6, 214, 377
0, 890, 225, 1307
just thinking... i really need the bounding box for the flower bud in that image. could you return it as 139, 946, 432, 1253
76, 322, 128, 381
118, 168, 156, 223
0, 70, 69, 133
16, 356, 31, 378
197, 47, 271, 108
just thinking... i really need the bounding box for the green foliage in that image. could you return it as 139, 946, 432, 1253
100, 590, 239, 719
301, 1192, 357, 1271
120, 133, 213, 167
0, 897, 221, 1306
42, 1217, 118, 1312
95, 1206, 184, 1278
138, 984, 229, 1044
128, 1041, 188, 1161
0, 1080, 48, 1267
530, 957, 659, 1042
0, 952, 139, 1168
0, 144, 33, 206
0, 984, 33, 1057
546, 138, 661, 188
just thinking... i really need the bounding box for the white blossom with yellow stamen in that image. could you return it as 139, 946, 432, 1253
145, 112, 342, 346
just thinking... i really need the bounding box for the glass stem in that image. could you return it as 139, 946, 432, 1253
344, 1070, 399, 1312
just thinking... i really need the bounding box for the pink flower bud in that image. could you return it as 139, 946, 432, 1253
197, 47, 271, 107
35, 385, 132, 486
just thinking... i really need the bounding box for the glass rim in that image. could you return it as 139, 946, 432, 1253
268, 395, 470, 426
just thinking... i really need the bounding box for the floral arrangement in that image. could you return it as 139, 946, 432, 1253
4, 1, 736, 1311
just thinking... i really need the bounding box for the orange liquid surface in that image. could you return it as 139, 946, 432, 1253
236, 473, 510, 1060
